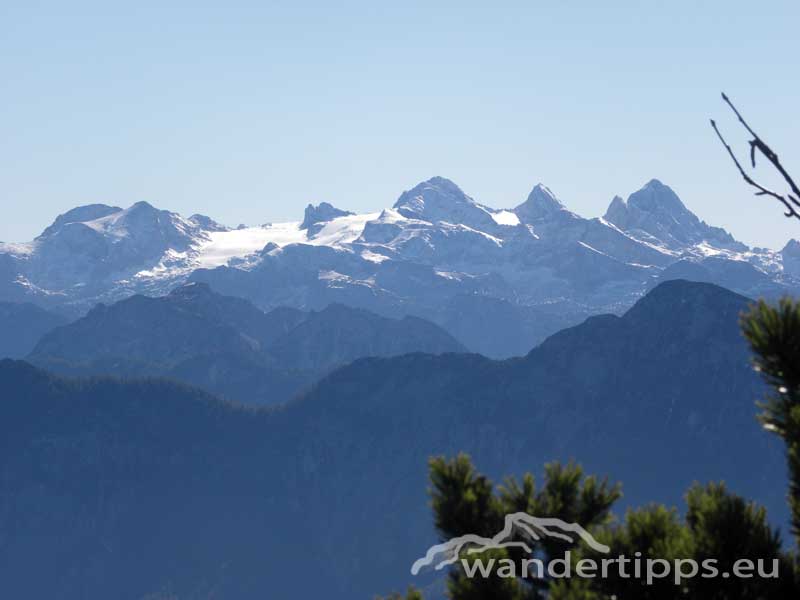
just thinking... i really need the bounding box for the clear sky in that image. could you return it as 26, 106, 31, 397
2, 0, 799, 249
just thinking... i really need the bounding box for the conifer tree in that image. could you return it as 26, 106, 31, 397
741, 300, 800, 546
415, 456, 798, 600
426, 454, 620, 599
549, 483, 795, 599
376, 587, 425, 600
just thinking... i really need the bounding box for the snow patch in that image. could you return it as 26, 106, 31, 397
491, 210, 521, 226
0, 241, 36, 256
194, 213, 380, 269
318, 270, 376, 289
14, 275, 64, 296
309, 212, 380, 246
435, 270, 469, 281
195, 223, 304, 268
135, 249, 192, 279
361, 250, 391, 263
439, 222, 504, 246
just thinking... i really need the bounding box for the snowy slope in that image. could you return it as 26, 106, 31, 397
0, 177, 796, 355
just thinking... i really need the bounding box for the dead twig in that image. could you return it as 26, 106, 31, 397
711, 93, 800, 220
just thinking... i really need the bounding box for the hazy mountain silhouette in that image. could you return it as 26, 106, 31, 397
28, 282, 465, 404
0, 280, 787, 599
0, 301, 67, 358
268, 302, 467, 371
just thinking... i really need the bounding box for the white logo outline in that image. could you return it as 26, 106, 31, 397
411, 513, 610, 575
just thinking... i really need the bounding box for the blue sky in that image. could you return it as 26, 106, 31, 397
2, 0, 799, 248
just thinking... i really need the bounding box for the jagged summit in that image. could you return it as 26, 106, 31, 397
2, 176, 792, 332
604, 179, 744, 251
781, 239, 800, 254
635, 179, 684, 209
393, 176, 495, 228
604, 180, 687, 222
781, 239, 800, 277
129, 200, 157, 211
395, 176, 464, 201
393, 177, 471, 213
38, 204, 123, 238
300, 202, 354, 230
78, 201, 205, 251
189, 214, 229, 232
604, 195, 626, 220
514, 183, 569, 221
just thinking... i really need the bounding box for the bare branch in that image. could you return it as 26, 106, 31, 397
710, 118, 800, 220
712, 93, 800, 221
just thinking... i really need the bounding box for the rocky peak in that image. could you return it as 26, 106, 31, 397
392, 176, 495, 229
604, 180, 744, 251
121, 201, 166, 224
32, 201, 206, 281
604, 195, 627, 223
38, 204, 123, 239
189, 214, 229, 232
514, 184, 569, 221
781, 239, 800, 277
300, 202, 354, 230
629, 179, 686, 214
781, 239, 800, 256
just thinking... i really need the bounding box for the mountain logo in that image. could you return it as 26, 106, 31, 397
410, 513, 610, 575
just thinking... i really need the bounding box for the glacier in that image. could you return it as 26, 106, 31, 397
1, 176, 797, 357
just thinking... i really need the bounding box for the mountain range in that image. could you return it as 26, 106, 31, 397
0, 280, 787, 599
3, 177, 797, 357
28, 282, 465, 405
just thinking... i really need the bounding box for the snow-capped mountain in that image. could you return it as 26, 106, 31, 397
1, 177, 795, 356
781, 239, 800, 278
0, 201, 221, 307
604, 180, 742, 251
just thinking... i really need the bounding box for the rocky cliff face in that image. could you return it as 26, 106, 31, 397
604, 179, 746, 252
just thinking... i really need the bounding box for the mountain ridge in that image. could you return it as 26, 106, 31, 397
2, 176, 796, 357
0, 279, 785, 599
28, 282, 466, 405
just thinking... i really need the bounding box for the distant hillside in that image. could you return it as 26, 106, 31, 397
0, 280, 787, 599
28, 282, 466, 405
0, 361, 280, 599
273, 280, 786, 595
268, 302, 467, 370
0, 301, 67, 358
